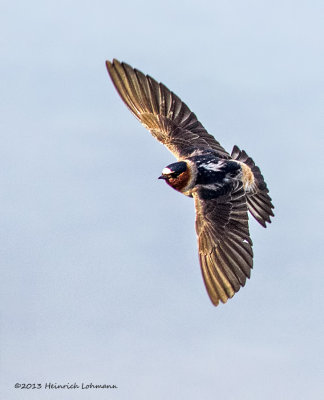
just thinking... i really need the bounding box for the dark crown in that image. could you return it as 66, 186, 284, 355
165, 161, 187, 176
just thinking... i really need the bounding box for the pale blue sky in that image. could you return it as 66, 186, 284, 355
1, 1, 323, 399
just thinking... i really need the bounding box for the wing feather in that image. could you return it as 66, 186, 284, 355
194, 183, 253, 306
231, 145, 274, 227
106, 59, 230, 159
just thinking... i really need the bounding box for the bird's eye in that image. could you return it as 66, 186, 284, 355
165, 172, 179, 179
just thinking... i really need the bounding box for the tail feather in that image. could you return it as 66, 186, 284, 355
231, 145, 274, 227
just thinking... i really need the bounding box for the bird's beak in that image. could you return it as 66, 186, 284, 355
158, 175, 167, 180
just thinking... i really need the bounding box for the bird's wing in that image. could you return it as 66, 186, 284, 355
231, 145, 275, 227
106, 59, 230, 160
193, 183, 253, 306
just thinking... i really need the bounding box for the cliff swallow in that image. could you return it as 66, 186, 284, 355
106, 59, 274, 306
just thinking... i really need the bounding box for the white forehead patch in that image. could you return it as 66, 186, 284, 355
162, 167, 173, 175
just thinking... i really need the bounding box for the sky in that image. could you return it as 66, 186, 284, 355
1, 0, 323, 399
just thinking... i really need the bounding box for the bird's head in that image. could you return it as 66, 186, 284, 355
158, 161, 193, 193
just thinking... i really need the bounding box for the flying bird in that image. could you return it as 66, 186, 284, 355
106, 59, 274, 306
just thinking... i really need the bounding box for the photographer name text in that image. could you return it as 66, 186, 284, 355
15, 382, 118, 390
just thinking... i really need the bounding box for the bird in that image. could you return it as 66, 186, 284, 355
105, 59, 274, 306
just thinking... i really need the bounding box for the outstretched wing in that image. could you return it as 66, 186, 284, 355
106, 59, 230, 159
193, 183, 253, 306
231, 145, 274, 227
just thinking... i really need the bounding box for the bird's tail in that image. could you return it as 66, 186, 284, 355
231, 145, 274, 227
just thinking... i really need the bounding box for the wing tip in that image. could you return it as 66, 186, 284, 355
105, 59, 115, 77
106, 59, 126, 73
